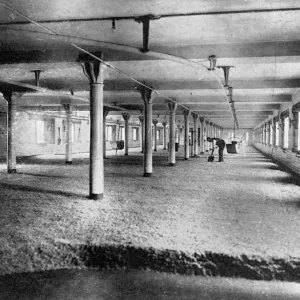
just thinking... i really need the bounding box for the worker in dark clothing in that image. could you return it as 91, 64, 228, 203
207, 137, 226, 162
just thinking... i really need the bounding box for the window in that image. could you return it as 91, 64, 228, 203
62, 119, 67, 143
106, 125, 116, 141
283, 117, 289, 148
72, 123, 81, 143
132, 127, 139, 141
36, 120, 45, 144
266, 125, 269, 145
36, 119, 55, 144
275, 121, 279, 146
156, 130, 160, 140
119, 126, 125, 140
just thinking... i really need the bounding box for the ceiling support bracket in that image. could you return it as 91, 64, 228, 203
30, 69, 43, 87
208, 55, 217, 70
217, 66, 234, 87
135, 14, 160, 53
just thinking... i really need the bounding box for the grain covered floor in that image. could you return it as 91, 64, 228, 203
0, 145, 300, 281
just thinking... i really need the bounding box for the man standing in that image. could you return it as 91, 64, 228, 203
207, 137, 226, 162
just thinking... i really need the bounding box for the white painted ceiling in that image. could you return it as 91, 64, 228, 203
0, 0, 299, 129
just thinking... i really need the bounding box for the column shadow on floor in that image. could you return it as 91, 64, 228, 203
0, 183, 87, 199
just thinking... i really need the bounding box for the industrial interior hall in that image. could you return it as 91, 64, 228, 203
1, 1, 300, 299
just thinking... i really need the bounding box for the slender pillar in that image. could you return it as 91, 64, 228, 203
209, 122, 214, 151
205, 120, 209, 152
3, 91, 19, 174
209, 122, 213, 149
183, 109, 190, 160
279, 118, 284, 147
122, 113, 130, 156
290, 111, 296, 151
79, 52, 105, 200
103, 107, 110, 159
272, 118, 276, 147
138, 116, 144, 153
192, 113, 199, 157
153, 119, 158, 151
177, 124, 182, 147
137, 82, 154, 177
63, 104, 73, 164
199, 117, 205, 154
162, 121, 167, 150
167, 101, 177, 166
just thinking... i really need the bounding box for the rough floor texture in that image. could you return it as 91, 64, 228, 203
0, 146, 300, 281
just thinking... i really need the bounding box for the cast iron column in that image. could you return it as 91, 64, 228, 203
183, 108, 190, 160
167, 101, 177, 166
63, 104, 73, 164
199, 117, 205, 154
192, 113, 199, 157
138, 116, 144, 153
205, 120, 209, 152
3, 91, 19, 173
177, 124, 181, 146
79, 52, 105, 200
162, 121, 167, 150
122, 113, 130, 156
103, 107, 110, 159
153, 119, 158, 151
137, 82, 154, 177
209, 122, 213, 149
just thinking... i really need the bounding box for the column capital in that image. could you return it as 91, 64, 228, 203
205, 120, 210, 124
122, 112, 131, 121
138, 116, 144, 123
63, 104, 73, 114
192, 112, 199, 121
166, 100, 177, 112
199, 117, 205, 123
182, 108, 190, 117
103, 106, 111, 118
2, 90, 22, 103
78, 52, 106, 84
152, 119, 158, 125
209, 122, 213, 126
136, 81, 154, 104
162, 121, 168, 126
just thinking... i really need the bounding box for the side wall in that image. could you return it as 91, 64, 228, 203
252, 89, 300, 177
253, 143, 300, 177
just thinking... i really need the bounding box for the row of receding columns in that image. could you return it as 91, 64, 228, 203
2, 53, 222, 200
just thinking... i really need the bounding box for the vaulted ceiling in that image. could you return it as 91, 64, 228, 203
0, 0, 299, 129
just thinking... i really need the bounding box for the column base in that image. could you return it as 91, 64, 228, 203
168, 163, 176, 166
163, 148, 166, 150
65, 161, 73, 165
193, 155, 200, 158
8, 169, 16, 174
184, 158, 188, 160
200, 152, 204, 155
144, 172, 152, 177
89, 193, 103, 200
154, 149, 157, 152
125, 153, 128, 156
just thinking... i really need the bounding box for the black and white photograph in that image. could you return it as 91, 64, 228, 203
0, 1, 300, 299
